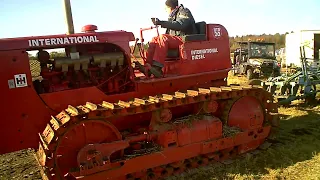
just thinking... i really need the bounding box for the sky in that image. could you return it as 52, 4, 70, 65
0, 0, 319, 43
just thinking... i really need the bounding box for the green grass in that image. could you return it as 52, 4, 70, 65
166, 102, 320, 180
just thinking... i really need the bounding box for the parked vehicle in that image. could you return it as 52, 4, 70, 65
231, 41, 280, 80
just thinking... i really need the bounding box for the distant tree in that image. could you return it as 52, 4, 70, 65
50, 51, 65, 58
131, 43, 149, 57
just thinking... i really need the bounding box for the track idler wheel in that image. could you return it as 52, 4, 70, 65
227, 96, 264, 130
52, 120, 122, 178
224, 96, 266, 153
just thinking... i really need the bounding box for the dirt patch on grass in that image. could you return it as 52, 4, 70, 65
0, 149, 42, 180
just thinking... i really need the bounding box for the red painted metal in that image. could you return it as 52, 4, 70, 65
140, 26, 160, 43
203, 100, 219, 113
0, 2, 281, 178
67, 125, 271, 180
228, 96, 264, 130
82, 25, 98, 32
158, 109, 172, 123
36, 86, 277, 180
52, 115, 223, 178
0, 23, 232, 154
0, 30, 134, 51
0, 20, 278, 180
54, 120, 122, 176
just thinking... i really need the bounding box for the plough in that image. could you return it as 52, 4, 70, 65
261, 46, 320, 105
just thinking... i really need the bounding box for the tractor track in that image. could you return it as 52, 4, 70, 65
36, 84, 279, 180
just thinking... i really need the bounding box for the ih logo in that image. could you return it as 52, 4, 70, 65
14, 74, 28, 88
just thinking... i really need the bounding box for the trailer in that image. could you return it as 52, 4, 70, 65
284, 30, 320, 67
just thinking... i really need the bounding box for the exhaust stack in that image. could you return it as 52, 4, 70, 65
63, 0, 77, 55
63, 0, 75, 35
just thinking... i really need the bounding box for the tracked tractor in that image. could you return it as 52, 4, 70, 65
0, 1, 279, 179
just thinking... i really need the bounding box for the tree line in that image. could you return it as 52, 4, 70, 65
28, 51, 65, 60
229, 33, 288, 52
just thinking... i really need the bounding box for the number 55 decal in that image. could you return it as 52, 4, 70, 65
213, 27, 221, 39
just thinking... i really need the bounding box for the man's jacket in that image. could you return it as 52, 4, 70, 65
160, 4, 198, 36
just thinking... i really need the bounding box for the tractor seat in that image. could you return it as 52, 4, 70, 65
182, 21, 207, 42
165, 21, 207, 59
167, 49, 179, 58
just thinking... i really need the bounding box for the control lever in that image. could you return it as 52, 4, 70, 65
131, 38, 139, 54
151, 18, 156, 25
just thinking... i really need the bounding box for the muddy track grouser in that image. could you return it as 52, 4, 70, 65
0, 1, 279, 180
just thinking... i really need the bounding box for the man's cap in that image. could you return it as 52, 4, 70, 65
165, 0, 178, 8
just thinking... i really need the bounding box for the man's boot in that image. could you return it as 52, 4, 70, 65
149, 60, 164, 78
134, 61, 163, 78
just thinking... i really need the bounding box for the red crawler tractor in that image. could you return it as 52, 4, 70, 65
0, 2, 279, 180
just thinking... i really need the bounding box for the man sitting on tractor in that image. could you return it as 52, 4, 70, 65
144, 0, 197, 77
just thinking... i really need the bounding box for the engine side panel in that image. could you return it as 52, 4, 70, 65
0, 50, 52, 153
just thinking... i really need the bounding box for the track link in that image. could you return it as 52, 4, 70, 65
36, 84, 279, 180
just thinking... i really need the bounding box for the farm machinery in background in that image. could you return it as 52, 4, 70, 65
231, 40, 281, 80
276, 47, 286, 68
261, 46, 320, 105
0, 0, 279, 180
259, 31, 320, 105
